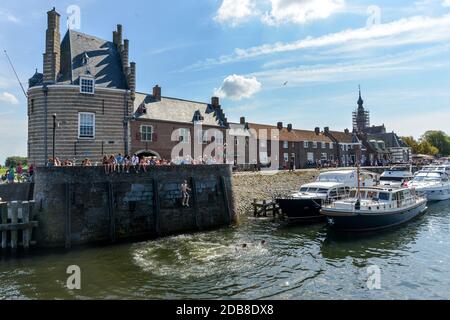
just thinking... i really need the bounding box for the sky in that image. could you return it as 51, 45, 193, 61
1, 0, 450, 164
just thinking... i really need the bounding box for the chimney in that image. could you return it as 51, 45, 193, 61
153, 85, 161, 101
324, 127, 330, 134
344, 128, 350, 134
128, 62, 136, 101
122, 39, 129, 72
315, 127, 320, 135
240, 117, 246, 125
211, 96, 220, 107
43, 7, 61, 83
113, 31, 118, 46
287, 124, 293, 132
116, 24, 123, 46
277, 122, 283, 130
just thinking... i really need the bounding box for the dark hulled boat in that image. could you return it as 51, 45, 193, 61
321, 187, 428, 232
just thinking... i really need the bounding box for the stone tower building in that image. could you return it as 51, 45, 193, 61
352, 87, 370, 133
28, 8, 136, 166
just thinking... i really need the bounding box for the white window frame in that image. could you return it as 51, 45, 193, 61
80, 76, 95, 95
78, 112, 95, 139
313, 141, 318, 149
304, 141, 309, 148
330, 142, 334, 150
140, 125, 153, 142
283, 153, 289, 162
283, 141, 289, 149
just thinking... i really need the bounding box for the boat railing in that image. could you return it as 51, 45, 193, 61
326, 196, 421, 212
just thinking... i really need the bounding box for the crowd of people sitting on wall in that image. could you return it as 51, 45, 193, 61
0, 163, 34, 184
44, 154, 224, 174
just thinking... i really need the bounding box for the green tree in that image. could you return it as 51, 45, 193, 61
422, 131, 450, 156
5, 156, 28, 168
400, 136, 419, 154
417, 140, 439, 156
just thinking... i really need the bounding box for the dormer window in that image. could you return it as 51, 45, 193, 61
80, 76, 95, 94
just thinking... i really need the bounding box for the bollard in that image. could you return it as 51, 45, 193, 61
1, 202, 7, 250
10, 201, 19, 252
22, 201, 30, 251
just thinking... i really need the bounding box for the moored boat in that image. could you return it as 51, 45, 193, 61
407, 170, 450, 201
379, 165, 414, 188
321, 187, 428, 232
276, 170, 377, 223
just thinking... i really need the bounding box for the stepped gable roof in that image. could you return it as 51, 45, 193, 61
247, 123, 332, 143
368, 132, 409, 149
133, 92, 227, 127
59, 30, 128, 89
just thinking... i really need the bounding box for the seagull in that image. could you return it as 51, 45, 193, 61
282, 81, 288, 86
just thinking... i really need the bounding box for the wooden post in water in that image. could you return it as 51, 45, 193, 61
22, 201, 30, 251
0, 202, 7, 250
10, 201, 18, 252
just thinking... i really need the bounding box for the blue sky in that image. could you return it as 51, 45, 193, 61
1, 0, 450, 164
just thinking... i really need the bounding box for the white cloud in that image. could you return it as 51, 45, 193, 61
249, 45, 450, 88
214, 0, 257, 26
0, 10, 20, 23
443, 0, 450, 7
188, 14, 450, 70
0, 92, 19, 105
261, 0, 345, 25
214, 74, 262, 100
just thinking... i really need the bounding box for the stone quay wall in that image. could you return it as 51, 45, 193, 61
0, 183, 34, 202
33, 165, 236, 248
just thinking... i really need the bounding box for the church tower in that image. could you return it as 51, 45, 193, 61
352, 86, 370, 133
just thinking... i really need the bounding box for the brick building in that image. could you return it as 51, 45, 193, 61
27, 8, 229, 166
28, 8, 135, 166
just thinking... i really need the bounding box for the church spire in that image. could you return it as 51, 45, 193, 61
357, 85, 364, 108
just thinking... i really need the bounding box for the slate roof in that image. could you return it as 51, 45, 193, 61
59, 30, 128, 89
329, 131, 354, 143
368, 132, 409, 149
133, 92, 227, 127
247, 123, 332, 143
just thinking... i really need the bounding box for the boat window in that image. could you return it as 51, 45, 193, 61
308, 188, 318, 193
338, 187, 346, 195
367, 191, 377, 199
300, 187, 308, 192
317, 189, 329, 194
329, 189, 338, 198
380, 177, 404, 182
378, 192, 390, 201
392, 192, 398, 201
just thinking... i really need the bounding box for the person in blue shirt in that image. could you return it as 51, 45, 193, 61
116, 153, 124, 173
7, 167, 15, 184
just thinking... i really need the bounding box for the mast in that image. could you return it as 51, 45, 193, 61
3, 50, 28, 98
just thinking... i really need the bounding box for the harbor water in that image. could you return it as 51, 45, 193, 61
1, 200, 450, 300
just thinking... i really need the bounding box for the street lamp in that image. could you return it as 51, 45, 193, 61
52, 114, 57, 163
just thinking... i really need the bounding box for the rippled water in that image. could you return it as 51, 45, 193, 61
1, 200, 450, 300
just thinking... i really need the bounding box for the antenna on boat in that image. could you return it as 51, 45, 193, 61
3, 49, 28, 99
